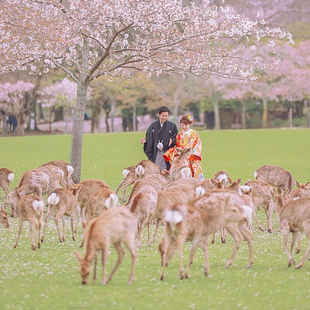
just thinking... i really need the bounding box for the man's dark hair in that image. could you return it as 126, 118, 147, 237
158, 106, 170, 115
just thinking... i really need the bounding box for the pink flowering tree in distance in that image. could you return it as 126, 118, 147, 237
0, 0, 293, 182
40, 78, 80, 134
224, 40, 310, 128
0, 81, 35, 135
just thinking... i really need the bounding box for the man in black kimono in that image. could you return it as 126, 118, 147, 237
140, 106, 178, 170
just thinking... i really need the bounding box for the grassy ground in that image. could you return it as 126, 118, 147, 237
0, 128, 310, 310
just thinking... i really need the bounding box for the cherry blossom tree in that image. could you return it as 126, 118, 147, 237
224, 40, 310, 128
0, 0, 293, 182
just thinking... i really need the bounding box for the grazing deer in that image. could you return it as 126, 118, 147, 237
244, 180, 275, 232
41, 188, 79, 243
192, 189, 253, 261
115, 166, 137, 202
70, 179, 110, 226
16, 164, 68, 198
285, 184, 310, 203
168, 147, 192, 182
150, 184, 196, 244
74, 207, 137, 285
213, 170, 232, 187
41, 160, 74, 187
84, 188, 118, 228
254, 164, 295, 194
272, 192, 310, 269
10, 193, 45, 250
159, 197, 252, 280
135, 159, 161, 178
0, 205, 9, 228
165, 177, 201, 191
124, 174, 167, 207
79, 188, 119, 248
0, 168, 14, 197
128, 185, 157, 247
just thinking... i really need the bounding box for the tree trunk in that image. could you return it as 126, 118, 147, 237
70, 82, 87, 183
105, 110, 110, 132
91, 100, 102, 133
110, 97, 116, 133
241, 100, 246, 129
262, 97, 268, 128
289, 107, 293, 128
212, 91, 220, 130
70, 36, 89, 183
54, 106, 64, 122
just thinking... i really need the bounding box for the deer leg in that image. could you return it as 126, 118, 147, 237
296, 225, 310, 269
29, 221, 35, 250
107, 243, 125, 283
177, 235, 186, 280
13, 220, 24, 248
253, 209, 264, 231
124, 233, 137, 285
54, 214, 63, 242
30, 219, 39, 250
160, 226, 172, 280
290, 231, 298, 255
61, 215, 66, 242
238, 223, 254, 268
185, 238, 199, 279
150, 218, 162, 244
221, 228, 227, 243
101, 246, 110, 285
41, 206, 54, 242
92, 252, 98, 283
224, 223, 243, 268
282, 224, 295, 267
265, 203, 273, 233
199, 239, 210, 276
211, 232, 216, 244
296, 232, 303, 254
70, 214, 75, 241
147, 218, 151, 246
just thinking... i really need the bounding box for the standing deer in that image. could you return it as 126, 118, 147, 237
16, 164, 68, 198
124, 174, 167, 207
74, 207, 137, 285
41, 160, 74, 187
272, 192, 310, 269
150, 184, 196, 244
254, 164, 295, 194
7, 193, 45, 250
134, 159, 161, 178
115, 166, 136, 202
41, 188, 79, 243
244, 179, 275, 232
159, 196, 252, 280
0, 168, 14, 197
128, 185, 157, 247
70, 179, 110, 227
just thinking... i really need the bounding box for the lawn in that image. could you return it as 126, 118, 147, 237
0, 128, 310, 310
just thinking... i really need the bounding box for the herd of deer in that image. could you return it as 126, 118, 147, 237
1, 147, 310, 286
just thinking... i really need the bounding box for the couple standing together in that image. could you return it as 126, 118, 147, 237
140, 106, 204, 180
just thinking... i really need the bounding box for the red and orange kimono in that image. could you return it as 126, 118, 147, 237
163, 129, 204, 180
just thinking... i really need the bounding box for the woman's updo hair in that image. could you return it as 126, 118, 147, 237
180, 114, 194, 125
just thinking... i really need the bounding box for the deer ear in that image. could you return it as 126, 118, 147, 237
74, 250, 83, 262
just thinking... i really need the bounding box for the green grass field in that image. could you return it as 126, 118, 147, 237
0, 128, 310, 310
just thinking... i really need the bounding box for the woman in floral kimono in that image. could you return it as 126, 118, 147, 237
163, 114, 204, 180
